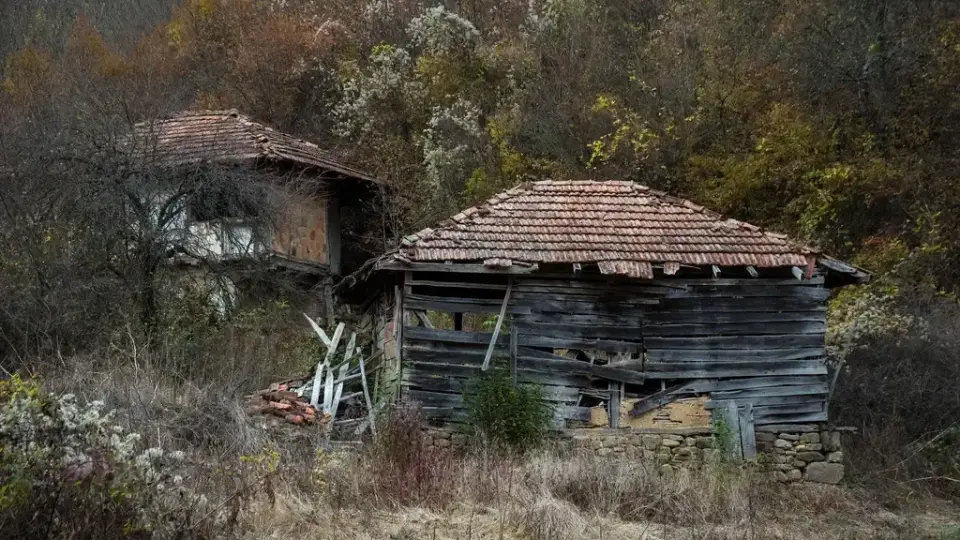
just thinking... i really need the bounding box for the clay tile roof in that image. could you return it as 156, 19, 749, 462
130, 110, 380, 183
397, 180, 816, 270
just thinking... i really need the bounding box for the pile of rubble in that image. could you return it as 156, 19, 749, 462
246, 381, 331, 425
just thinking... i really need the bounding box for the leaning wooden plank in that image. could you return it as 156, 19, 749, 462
303, 313, 331, 347
519, 334, 644, 354
359, 356, 377, 439
330, 332, 356, 418
628, 382, 694, 417
311, 322, 344, 409
482, 278, 514, 371
753, 411, 829, 425
413, 310, 435, 328
405, 297, 532, 315
739, 404, 757, 460
404, 361, 591, 387
514, 355, 648, 385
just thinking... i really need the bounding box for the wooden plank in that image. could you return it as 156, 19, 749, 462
379, 260, 539, 274
651, 277, 825, 287
409, 279, 509, 290
628, 382, 692, 417
720, 401, 742, 459
643, 348, 825, 363
519, 334, 644, 353
608, 382, 621, 428
404, 326, 510, 346
711, 383, 828, 400
311, 322, 344, 409
643, 334, 824, 350
663, 285, 830, 300
403, 361, 591, 387
405, 297, 532, 315
358, 356, 377, 440
303, 313, 331, 347
754, 412, 829, 425
739, 404, 757, 460
330, 332, 356, 419
515, 320, 825, 340
642, 361, 828, 379
705, 396, 826, 410
510, 325, 518, 386
519, 310, 826, 326
514, 354, 648, 384
482, 278, 513, 371
682, 376, 827, 393
413, 310, 434, 328
403, 379, 580, 403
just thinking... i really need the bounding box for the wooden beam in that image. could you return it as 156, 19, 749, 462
481, 277, 514, 371
608, 381, 621, 428
739, 404, 757, 460
746, 265, 759, 278
510, 322, 518, 386
379, 260, 539, 274
628, 382, 692, 417
792, 266, 804, 280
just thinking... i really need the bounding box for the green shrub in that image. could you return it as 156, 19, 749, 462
462, 366, 553, 454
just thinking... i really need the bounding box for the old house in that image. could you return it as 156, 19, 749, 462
130, 109, 385, 315
342, 180, 868, 482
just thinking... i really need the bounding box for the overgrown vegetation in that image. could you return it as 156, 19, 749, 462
463, 367, 554, 454
2, 0, 960, 536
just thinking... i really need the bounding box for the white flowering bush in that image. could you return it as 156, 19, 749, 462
0, 376, 217, 539
826, 287, 929, 364
422, 99, 485, 200
333, 44, 423, 137
408, 6, 480, 56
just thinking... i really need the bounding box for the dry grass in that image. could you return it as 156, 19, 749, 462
25, 356, 960, 540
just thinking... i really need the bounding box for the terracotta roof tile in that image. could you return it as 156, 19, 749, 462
130, 110, 379, 182
397, 180, 814, 270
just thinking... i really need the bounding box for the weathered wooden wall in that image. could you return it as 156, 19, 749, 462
398, 270, 831, 427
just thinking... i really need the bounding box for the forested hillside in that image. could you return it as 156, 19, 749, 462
2, 1, 960, 537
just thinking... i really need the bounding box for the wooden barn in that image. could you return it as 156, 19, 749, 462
341, 180, 868, 437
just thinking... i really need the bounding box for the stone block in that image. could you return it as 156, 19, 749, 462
795, 443, 822, 452
796, 451, 825, 462
662, 439, 681, 448
799, 432, 820, 444
787, 469, 802, 482
660, 464, 675, 483
755, 432, 776, 443
684, 437, 697, 447
663, 434, 684, 442
780, 433, 800, 441
792, 460, 807, 468
696, 436, 714, 448
828, 451, 843, 463
822, 431, 841, 452
774, 439, 793, 449
597, 448, 613, 457
775, 470, 789, 482
642, 435, 662, 450
804, 462, 844, 484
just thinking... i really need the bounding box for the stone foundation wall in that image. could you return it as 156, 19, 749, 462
422, 425, 847, 485
758, 428, 845, 484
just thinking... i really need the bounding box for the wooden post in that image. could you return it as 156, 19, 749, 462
608, 381, 622, 428
721, 401, 742, 459
311, 322, 344, 409
509, 320, 518, 386
739, 403, 757, 461
481, 277, 513, 371
359, 356, 377, 440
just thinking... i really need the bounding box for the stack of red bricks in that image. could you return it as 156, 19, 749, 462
247, 382, 330, 425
